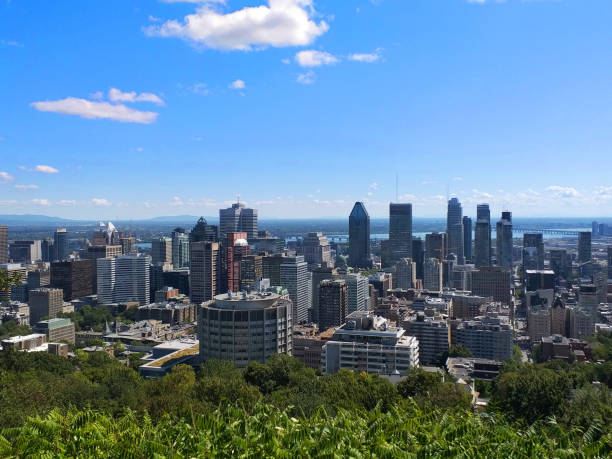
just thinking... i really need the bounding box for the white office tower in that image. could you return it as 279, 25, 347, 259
97, 254, 151, 305
198, 291, 292, 368
342, 272, 370, 314
423, 258, 443, 292
322, 311, 419, 376
394, 258, 416, 290
280, 256, 310, 325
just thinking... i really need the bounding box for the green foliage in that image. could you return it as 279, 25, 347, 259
397, 367, 472, 410
1, 403, 610, 458
59, 305, 114, 332
0, 269, 22, 294
0, 320, 31, 340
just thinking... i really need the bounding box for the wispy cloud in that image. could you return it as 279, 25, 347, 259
31, 98, 158, 124
229, 79, 245, 89
91, 198, 111, 206
108, 88, 164, 105
297, 70, 316, 85
295, 50, 338, 67
33, 165, 59, 174
0, 172, 14, 183
348, 48, 383, 63
14, 184, 39, 190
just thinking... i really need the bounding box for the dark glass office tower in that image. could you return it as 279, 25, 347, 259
496, 211, 513, 267
389, 203, 412, 263
523, 233, 544, 271
411, 237, 425, 280
578, 231, 592, 264
53, 228, 68, 261
474, 204, 491, 267
446, 198, 464, 264
190, 217, 219, 243
462, 216, 472, 264
348, 202, 371, 268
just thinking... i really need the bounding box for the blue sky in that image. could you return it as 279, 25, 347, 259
2, 0, 612, 219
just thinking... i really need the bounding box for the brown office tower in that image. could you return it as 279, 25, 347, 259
29, 288, 64, 324
223, 232, 249, 293
190, 241, 219, 304
471, 266, 512, 305
318, 279, 348, 330
425, 232, 447, 262
0, 225, 7, 264
50, 259, 96, 301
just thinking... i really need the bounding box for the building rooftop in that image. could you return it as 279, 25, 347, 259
2, 333, 46, 343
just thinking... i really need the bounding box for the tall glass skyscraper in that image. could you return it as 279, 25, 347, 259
474, 204, 491, 267
219, 201, 258, 240
496, 211, 513, 267
53, 228, 68, 261
462, 216, 472, 264
389, 203, 412, 264
446, 198, 464, 265
348, 202, 371, 268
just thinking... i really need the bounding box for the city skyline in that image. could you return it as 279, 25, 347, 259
3, 1, 612, 218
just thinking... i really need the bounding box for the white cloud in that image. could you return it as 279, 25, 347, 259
89, 91, 104, 100
348, 48, 382, 63
14, 184, 39, 190
145, 0, 329, 51
32, 199, 50, 206
229, 79, 246, 89
0, 172, 14, 183
296, 70, 315, 84
281, 58, 291, 64
57, 200, 76, 206
108, 88, 164, 105
170, 196, 185, 206
31, 98, 158, 124
33, 165, 59, 174
295, 50, 338, 67
92, 198, 111, 206
189, 82, 210, 95
369, 182, 378, 190
546, 185, 580, 199
148, 15, 162, 22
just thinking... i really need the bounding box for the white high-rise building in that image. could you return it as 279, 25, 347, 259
393, 258, 416, 290
423, 258, 443, 292
342, 272, 370, 314
97, 254, 151, 305
280, 256, 310, 325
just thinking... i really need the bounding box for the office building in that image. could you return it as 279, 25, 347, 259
162, 268, 190, 296
403, 314, 449, 365
455, 316, 513, 361
550, 249, 569, 280
53, 228, 69, 261
87, 245, 122, 260
394, 258, 416, 290
451, 264, 475, 292
190, 241, 219, 304
219, 201, 258, 240
568, 307, 595, 339
463, 216, 472, 264
0, 225, 7, 264
292, 325, 334, 369
262, 254, 284, 287
280, 255, 310, 324
322, 311, 419, 375
423, 258, 443, 292
550, 297, 567, 336
474, 204, 491, 267
471, 266, 512, 305
198, 291, 292, 368
318, 279, 348, 330
302, 232, 332, 267
578, 232, 592, 263
522, 233, 544, 271
240, 255, 263, 291
190, 217, 219, 243
33, 318, 75, 344
171, 228, 190, 268
41, 238, 53, 262
412, 238, 425, 280
152, 237, 172, 266
608, 247, 612, 280
525, 270, 555, 291
120, 236, 135, 255
448, 293, 489, 319
97, 254, 151, 305
425, 232, 446, 262
310, 265, 335, 323
446, 198, 464, 264
341, 272, 370, 314
496, 212, 513, 267
389, 203, 412, 263
528, 304, 551, 344
50, 259, 96, 301
348, 202, 371, 268
9, 240, 41, 264
29, 288, 64, 324
223, 232, 250, 293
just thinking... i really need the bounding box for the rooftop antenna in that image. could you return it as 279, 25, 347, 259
237, 194, 240, 205
395, 173, 398, 202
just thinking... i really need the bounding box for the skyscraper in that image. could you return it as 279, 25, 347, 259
348, 202, 371, 268
578, 232, 592, 263
341, 272, 370, 314
28, 288, 64, 324
0, 225, 7, 264
318, 279, 348, 330
50, 259, 96, 301
219, 201, 258, 240
462, 216, 472, 264
151, 237, 172, 266
608, 247, 612, 280
190, 241, 219, 304
190, 217, 219, 243
171, 227, 190, 268
389, 203, 412, 263
523, 233, 544, 271
394, 258, 416, 290
54, 228, 69, 261
446, 198, 464, 264
423, 258, 443, 292
97, 254, 151, 305
425, 232, 446, 262
496, 211, 513, 267
411, 238, 425, 280
280, 255, 310, 324
474, 204, 491, 268
223, 232, 249, 293
302, 232, 332, 267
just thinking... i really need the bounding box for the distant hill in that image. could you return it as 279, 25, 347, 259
0, 214, 81, 225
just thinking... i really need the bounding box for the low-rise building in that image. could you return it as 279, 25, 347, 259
402, 313, 449, 365
292, 325, 335, 369
540, 335, 589, 362
33, 318, 76, 344
455, 316, 513, 361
